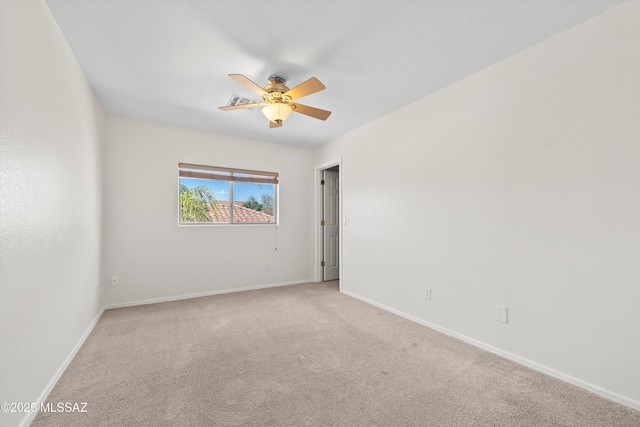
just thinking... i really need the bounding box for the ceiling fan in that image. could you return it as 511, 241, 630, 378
219, 74, 331, 128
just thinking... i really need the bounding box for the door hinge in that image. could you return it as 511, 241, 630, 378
321, 220, 325, 226
321, 261, 326, 267
320, 180, 325, 185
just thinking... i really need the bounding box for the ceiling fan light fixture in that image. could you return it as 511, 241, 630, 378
219, 74, 330, 128
262, 102, 292, 124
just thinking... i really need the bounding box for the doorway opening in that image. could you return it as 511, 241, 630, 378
322, 166, 339, 282
315, 159, 341, 288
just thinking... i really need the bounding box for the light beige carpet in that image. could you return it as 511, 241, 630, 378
33, 282, 639, 426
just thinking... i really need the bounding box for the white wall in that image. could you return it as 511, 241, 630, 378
0, 1, 106, 426
103, 117, 315, 306
315, 1, 640, 409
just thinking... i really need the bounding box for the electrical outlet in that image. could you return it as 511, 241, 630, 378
265, 263, 270, 271
496, 305, 508, 323
111, 276, 119, 286
424, 289, 431, 300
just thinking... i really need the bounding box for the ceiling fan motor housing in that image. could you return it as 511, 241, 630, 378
264, 75, 291, 97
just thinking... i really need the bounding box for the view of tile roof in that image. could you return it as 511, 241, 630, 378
205, 201, 274, 223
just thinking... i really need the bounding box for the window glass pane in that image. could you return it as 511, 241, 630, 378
179, 178, 230, 223
233, 182, 276, 223
179, 164, 278, 225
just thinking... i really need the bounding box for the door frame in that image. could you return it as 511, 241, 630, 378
314, 158, 342, 290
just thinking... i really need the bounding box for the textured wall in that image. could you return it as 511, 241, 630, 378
0, 2, 106, 427
315, 1, 640, 409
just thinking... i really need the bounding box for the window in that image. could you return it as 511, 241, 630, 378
179, 163, 278, 225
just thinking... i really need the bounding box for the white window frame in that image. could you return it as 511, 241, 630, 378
179, 163, 278, 225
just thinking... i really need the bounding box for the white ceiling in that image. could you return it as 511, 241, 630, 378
45, 0, 623, 148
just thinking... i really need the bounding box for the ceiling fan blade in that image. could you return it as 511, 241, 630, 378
218, 103, 263, 111
269, 120, 282, 129
291, 103, 331, 121
283, 77, 325, 101
229, 74, 267, 96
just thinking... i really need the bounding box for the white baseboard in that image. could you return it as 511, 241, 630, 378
105, 279, 314, 309
19, 306, 106, 427
341, 289, 640, 412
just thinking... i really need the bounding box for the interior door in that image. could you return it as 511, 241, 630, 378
323, 169, 339, 281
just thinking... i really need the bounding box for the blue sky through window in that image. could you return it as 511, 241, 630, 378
180, 178, 273, 203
